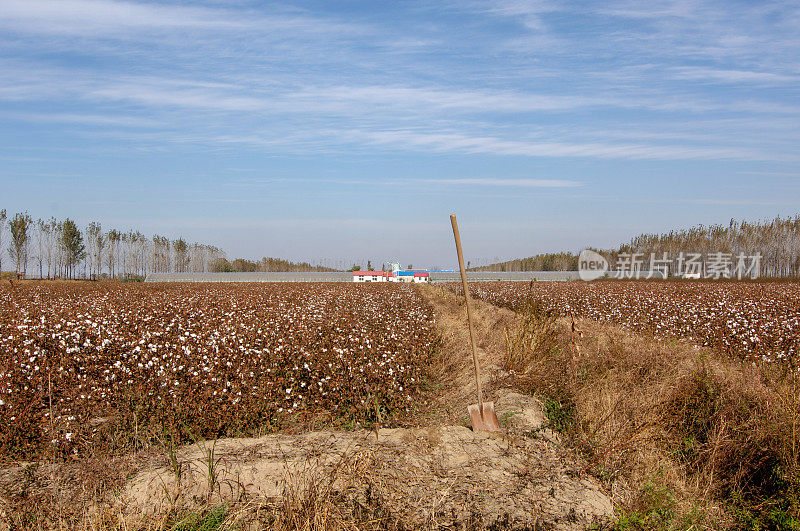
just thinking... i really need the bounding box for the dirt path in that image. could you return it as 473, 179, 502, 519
415, 283, 518, 426
113, 285, 613, 529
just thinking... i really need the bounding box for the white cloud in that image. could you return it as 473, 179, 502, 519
0, 111, 158, 128
259, 176, 582, 188
347, 129, 781, 162
671, 67, 799, 85
0, 0, 248, 35
691, 198, 795, 206
9, 65, 799, 119
0, 0, 365, 38
427, 178, 580, 188
1, 0, 798, 167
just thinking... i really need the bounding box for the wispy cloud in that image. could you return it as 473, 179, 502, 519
427, 177, 580, 187
736, 171, 800, 178
0, 0, 368, 39
4, 61, 798, 163
2, 1, 800, 215
671, 67, 799, 85
691, 198, 796, 206
0, 111, 158, 128
346, 129, 784, 162
1, 0, 799, 168
0, 0, 250, 35
227, 175, 579, 189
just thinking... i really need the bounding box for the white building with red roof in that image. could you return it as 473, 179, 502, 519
352, 269, 429, 283
352, 270, 393, 282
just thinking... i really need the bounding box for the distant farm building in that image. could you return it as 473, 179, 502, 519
395, 271, 430, 283
352, 271, 392, 282
352, 270, 430, 283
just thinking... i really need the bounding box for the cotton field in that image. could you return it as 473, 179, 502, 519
0, 282, 436, 458
446, 281, 800, 363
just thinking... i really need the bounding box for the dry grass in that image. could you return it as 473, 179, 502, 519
0, 449, 399, 530
413, 284, 518, 426
503, 297, 800, 529
0, 452, 141, 529
502, 297, 560, 374
255, 452, 401, 531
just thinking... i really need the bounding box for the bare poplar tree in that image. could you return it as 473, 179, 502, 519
153, 235, 172, 273
106, 229, 120, 279
121, 231, 130, 278
86, 222, 104, 279
190, 243, 205, 272
86, 222, 97, 278
134, 231, 148, 276
622, 214, 800, 278
94, 226, 105, 278
41, 218, 56, 279
8, 212, 33, 276
54, 220, 64, 278
173, 238, 189, 273
34, 219, 45, 278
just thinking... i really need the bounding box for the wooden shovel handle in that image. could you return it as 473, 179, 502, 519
450, 214, 483, 410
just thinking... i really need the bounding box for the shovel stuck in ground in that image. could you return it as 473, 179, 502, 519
450, 214, 502, 433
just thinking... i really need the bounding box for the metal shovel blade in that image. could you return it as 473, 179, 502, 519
468, 401, 502, 432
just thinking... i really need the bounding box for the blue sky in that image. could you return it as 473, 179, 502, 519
1, 0, 799, 267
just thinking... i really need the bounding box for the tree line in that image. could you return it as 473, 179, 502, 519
470, 214, 800, 277
0, 210, 224, 279
468, 252, 578, 272
617, 215, 800, 278
210, 257, 337, 273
